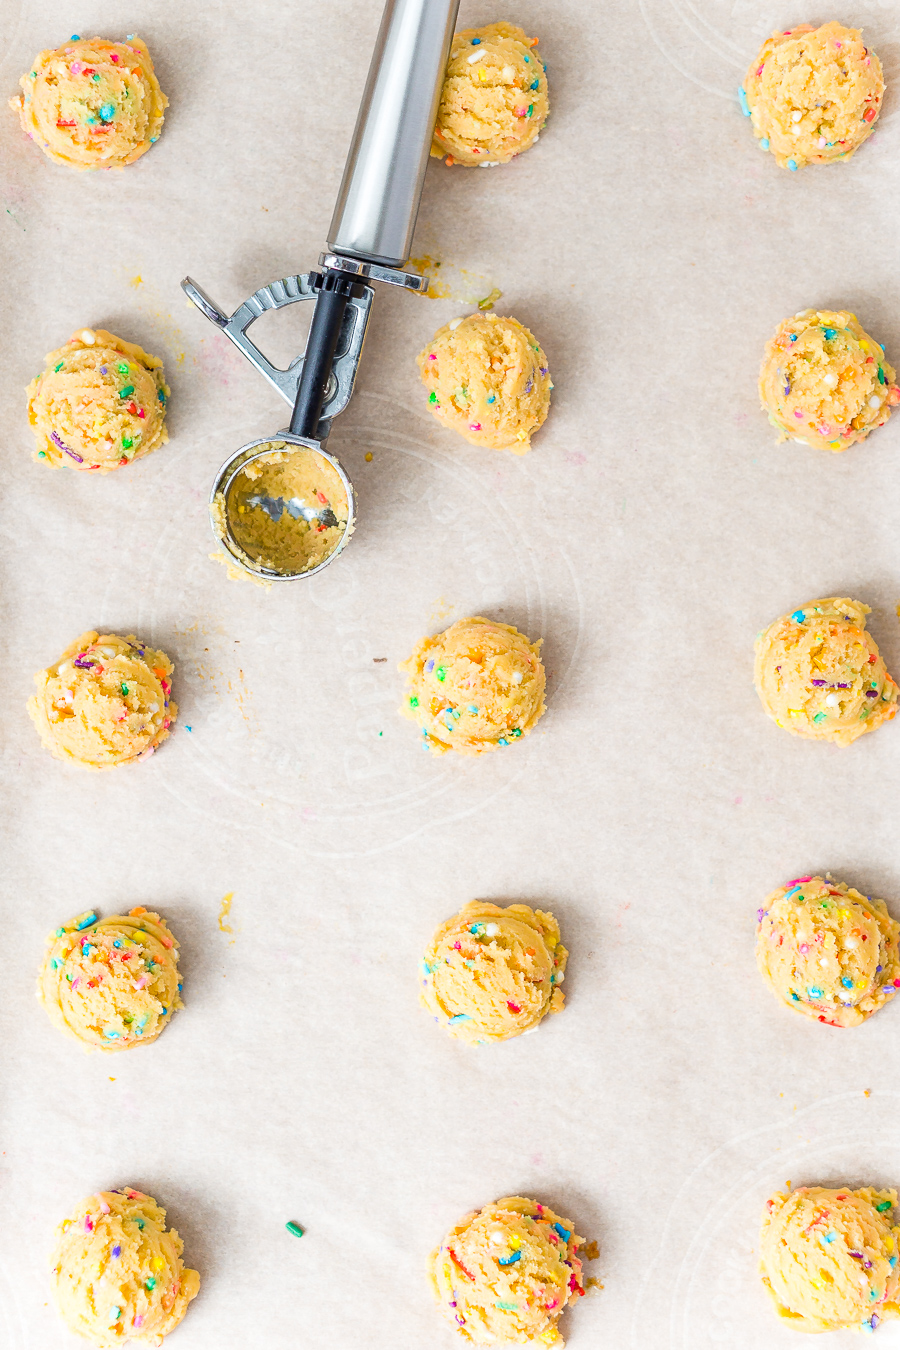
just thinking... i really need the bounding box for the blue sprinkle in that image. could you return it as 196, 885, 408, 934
784, 885, 802, 899
823, 327, 837, 340
808, 986, 824, 999
529, 79, 539, 90
467, 704, 478, 713
498, 738, 509, 746
790, 990, 800, 1001
876, 965, 883, 974
891, 1257, 898, 1268
738, 86, 751, 117
449, 1014, 471, 1024
161, 1007, 168, 1015
104, 1029, 120, 1039
99, 102, 115, 122
177, 983, 183, 992
787, 159, 798, 171
553, 1223, 572, 1242
498, 1250, 522, 1266
471, 37, 481, 44
185, 726, 192, 732
760, 137, 770, 150
486, 394, 496, 403
425, 659, 435, 673
76, 912, 98, 930
51, 957, 63, 969
113, 941, 122, 948
523, 55, 530, 63
112, 1245, 121, 1258
71, 34, 81, 40
791, 610, 806, 624
841, 976, 854, 989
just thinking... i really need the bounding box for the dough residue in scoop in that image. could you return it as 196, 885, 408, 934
27, 630, 177, 768
38, 907, 184, 1051
742, 22, 883, 170
399, 616, 546, 755
760, 1185, 900, 1333
211, 443, 350, 577
759, 309, 898, 452
431, 21, 548, 167
421, 900, 567, 1043
27, 328, 169, 471
417, 313, 551, 451
754, 598, 898, 745
430, 1195, 587, 1345
10, 35, 168, 170
756, 875, 900, 1027
51, 1188, 200, 1347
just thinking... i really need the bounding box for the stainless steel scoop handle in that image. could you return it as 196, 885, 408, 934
182, 273, 373, 439
328, 0, 460, 267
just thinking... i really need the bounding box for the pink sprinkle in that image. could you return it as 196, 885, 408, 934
793, 409, 804, 419
818, 137, 827, 147
97, 1196, 110, 1214
133, 1316, 143, 1329
134, 975, 149, 989
835, 41, 842, 48
84, 1216, 93, 1231
514, 106, 527, 117
468, 422, 482, 431
787, 876, 813, 885
70, 62, 84, 74
110, 53, 119, 62
799, 944, 809, 954
428, 354, 436, 360
71, 978, 80, 990
137, 408, 145, 418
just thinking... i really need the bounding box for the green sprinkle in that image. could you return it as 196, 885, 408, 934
409, 695, 419, 707
813, 712, 827, 724
54, 361, 64, 372
436, 666, 446, 682
496, 1301, 518, 1311
877, 1200, 892, 1212
119, 385, 135, 398
51, 957, 63, 969
37, 450, 47, 458
145, 1277, 156, 1291
527, 103, 534, 117
429, 391, 437, 404
122, 436, 133, 449
510, 727, 523, 738
286, 1221, 305, 1237
878, 367, 887, 385
117, 363, 130, 374
109, 1307, 122, 1323
134, 1218, 144, 1229
92, 72, 101, 81
121, 683, 129, 696
55, 927, 65, 937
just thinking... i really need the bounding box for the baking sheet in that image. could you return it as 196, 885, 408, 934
2, 0, 900, 1345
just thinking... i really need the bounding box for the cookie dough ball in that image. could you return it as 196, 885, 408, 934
417, 314, 551, 452
51, 1188, 200, 1347
756, 875, 900, 1028
760, 1186, 900, 1333
760, 310, 898, 452
38, 907, 183, 1051
742, 23, 884, 170
28, 631, 177, 769
27, 328, 169, 471
431, 23, 548, 167
754, 598, 898, 746
10, 36, 167, 170
399, 616, 546, 756
431, 1196, 586, 1345
421, 901, 567, 1044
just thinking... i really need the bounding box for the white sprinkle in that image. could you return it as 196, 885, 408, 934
845, 936, 858, 949
467, 49, 485, 64
823, 372, 838, 389
478, 161, 502, 167
99, 647, 117, 658
148, 702, 159, 713
511, 671, 523, 684
825, 694, 840, 707
868, 394, 882, 409
485, 923, 499, 937
554, 970, 565, 983
448, 318, 464, 331
490, 1230, 506, 1245
80, 329, 96, 345
791, 110, 803, 122
501, 65, 515, 80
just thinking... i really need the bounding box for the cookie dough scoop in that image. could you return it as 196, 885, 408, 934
756, 875, 900, 1027
183, 0, 462, 582
421, 901, 567, 1043
431, 1196, 587, 1344
754, 598, 898, 746
38, 907, 183, 1051
760, 1185, 900, 1332
51, 1188, 200, 1346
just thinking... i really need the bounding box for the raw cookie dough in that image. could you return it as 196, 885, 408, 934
417, 314, 551, 451
760, 1185, 900, 1333
39, 907, 183, 1051
28, 631, 177, 768
51, 1188, 200, 1347
756, 875, 900, 1027
741, 23, 883, 170
10, 36, 168, 170
754, 598, 898, 746
27, 328, 169, 471
421, 901, 567, 1044
431, 1196, 586, 1345
210, 442, 351, 576
431, 22, 548, 166
399, 616, 546, 756
759, 310, 898, 452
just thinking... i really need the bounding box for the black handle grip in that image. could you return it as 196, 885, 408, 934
290, 270, 357, 439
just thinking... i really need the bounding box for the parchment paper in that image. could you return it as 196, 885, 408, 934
2, 1, 900, 1346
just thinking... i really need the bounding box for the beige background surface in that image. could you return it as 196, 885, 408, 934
2, 1, 900, 1346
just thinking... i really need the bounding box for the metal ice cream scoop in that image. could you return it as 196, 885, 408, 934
183, 0, 460, 582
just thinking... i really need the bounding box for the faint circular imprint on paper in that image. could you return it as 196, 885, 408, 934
99, 397, 584, 856
630, 1091, 900, 1348
636, 1, 900, 108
